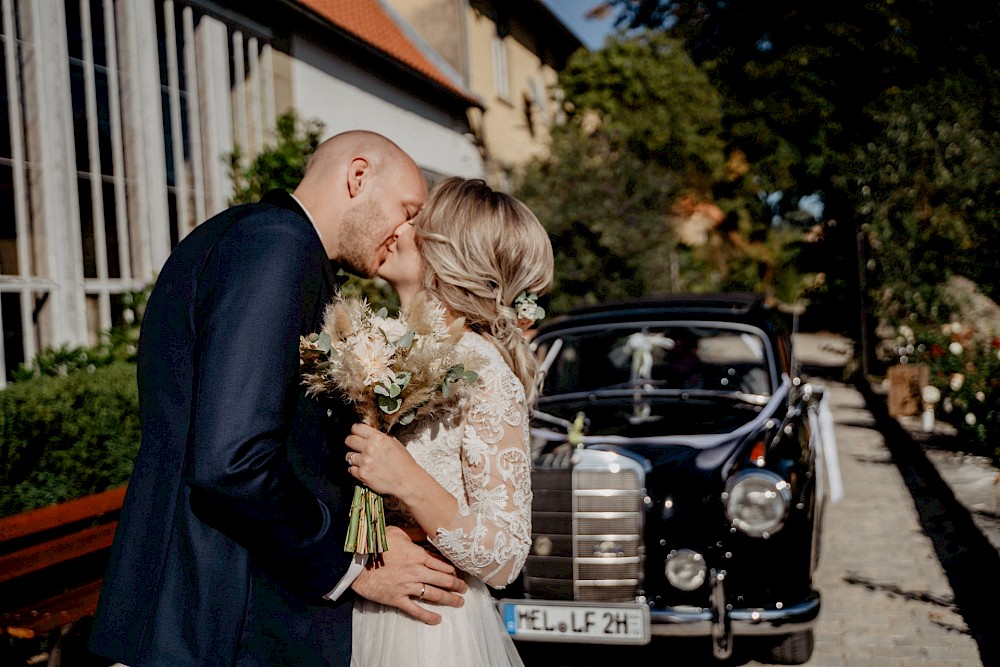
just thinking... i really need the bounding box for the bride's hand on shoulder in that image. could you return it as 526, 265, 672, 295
344, 423, 422, 496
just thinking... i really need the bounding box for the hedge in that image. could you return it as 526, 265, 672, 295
0, 362, 140, 517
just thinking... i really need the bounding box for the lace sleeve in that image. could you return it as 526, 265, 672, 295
427, 365, 532, 589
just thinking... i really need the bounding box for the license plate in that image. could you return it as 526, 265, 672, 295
498, 600, 650, 645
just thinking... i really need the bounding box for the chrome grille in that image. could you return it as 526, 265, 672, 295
525, 448, 645, 603
576, 494, 638, 512
576, 515, 640, 535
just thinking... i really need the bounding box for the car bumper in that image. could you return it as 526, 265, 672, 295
650, 571, 820, 659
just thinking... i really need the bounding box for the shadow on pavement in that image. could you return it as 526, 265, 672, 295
854, 373, 1000, 666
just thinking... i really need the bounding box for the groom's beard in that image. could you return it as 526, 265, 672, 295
339, 199, 387, 278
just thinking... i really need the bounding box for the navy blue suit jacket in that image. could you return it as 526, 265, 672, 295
89, 191, 356, 666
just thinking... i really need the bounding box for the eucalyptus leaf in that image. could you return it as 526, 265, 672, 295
463, 371, 478, 382
317, 332, 332, 353
378, 395, 402, 414
376, 307, 388, 318
374, 384, 390, 397
395, 330, 415, 350
395, 371, 411, 390
399, 410, 416, 425
442, 381, 451, 399
388, 382, 401, 398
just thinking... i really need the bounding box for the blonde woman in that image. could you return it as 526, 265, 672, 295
344, 177, 553, 666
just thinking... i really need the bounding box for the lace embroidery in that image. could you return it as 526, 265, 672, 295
387, 333, 532, 588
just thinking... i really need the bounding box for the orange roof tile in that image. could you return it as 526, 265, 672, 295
294, 0, 478, 106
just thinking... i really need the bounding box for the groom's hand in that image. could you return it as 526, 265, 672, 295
350, 526, 467, 625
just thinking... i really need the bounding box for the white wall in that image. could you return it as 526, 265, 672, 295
291, 37, 484, 179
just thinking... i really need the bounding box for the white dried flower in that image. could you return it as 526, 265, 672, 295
965, 412, 977, 426
949, 341, 964, 355
349, 332, 397, 388
513, 291, 545, 325
921, 385, 941, 404
950, 373, 965, 391
976, 391, 986, 402
898, 325, 914, 342
943, 397, 953, 413
950, 322, 964, 334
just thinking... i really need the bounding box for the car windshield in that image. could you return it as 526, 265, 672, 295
537, 325, 772, 398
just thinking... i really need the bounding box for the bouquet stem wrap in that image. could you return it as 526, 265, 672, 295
345, 484, 388, 554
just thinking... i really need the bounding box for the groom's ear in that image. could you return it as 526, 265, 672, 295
347, 157, 371, 199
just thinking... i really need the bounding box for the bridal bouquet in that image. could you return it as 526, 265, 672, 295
300, 292, 480, 555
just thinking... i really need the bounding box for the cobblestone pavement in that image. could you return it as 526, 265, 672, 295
519, 334, 987, 666
799, 376, 982, 667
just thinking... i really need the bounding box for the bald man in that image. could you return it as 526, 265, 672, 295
89, 131, 465, 667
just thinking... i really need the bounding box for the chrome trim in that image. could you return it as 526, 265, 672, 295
649, 590, 821, 638
574, 579, 641, 587
575, 489, 636, 496
575, 556, 642, 565
710, 570, 732, 659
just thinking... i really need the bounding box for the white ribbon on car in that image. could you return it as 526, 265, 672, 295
531, 375, 792, 450
807, 391, 844, 504
608, 332, 676, 382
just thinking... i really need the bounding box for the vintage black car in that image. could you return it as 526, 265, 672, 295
498, 294, 835, 664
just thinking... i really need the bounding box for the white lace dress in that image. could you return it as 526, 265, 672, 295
352, 333, 530, 667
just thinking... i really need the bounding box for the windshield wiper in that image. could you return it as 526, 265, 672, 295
538, 387, 770, 407
597, 379, 670, 391
531, 409, 576, 431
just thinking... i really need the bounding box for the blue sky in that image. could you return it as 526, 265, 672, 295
540, 0, 618, 50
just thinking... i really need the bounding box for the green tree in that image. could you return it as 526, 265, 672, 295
600, 0, 1000, 332
516, 127, 677, 314
559, 30, 726, 182
515, 31, 814, 313
853, 79, 1000, 325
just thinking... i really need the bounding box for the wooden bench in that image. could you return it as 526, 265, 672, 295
0, 486, 126, 640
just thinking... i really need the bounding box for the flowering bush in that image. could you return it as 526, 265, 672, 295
886, 320, 1000, 462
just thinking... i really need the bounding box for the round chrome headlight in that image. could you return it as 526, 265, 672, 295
665, 549, 707, 591
723, 470, 791, 537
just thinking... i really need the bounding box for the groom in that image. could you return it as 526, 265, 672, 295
89, 131, 466, 667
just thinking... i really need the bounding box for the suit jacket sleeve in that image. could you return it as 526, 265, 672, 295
185, 210, 351, 599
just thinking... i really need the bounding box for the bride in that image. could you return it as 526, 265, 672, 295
344, 177, 553, 666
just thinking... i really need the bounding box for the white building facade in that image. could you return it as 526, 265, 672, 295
0, 0, 481, 385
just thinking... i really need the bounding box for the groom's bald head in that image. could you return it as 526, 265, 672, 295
294, 130, 427, 275
302, 130, 408, 180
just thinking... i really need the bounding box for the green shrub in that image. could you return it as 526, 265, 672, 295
0, 362, 140, 517
10, 285, 148, 382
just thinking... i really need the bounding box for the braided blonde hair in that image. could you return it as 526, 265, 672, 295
414, 177, 553, 403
